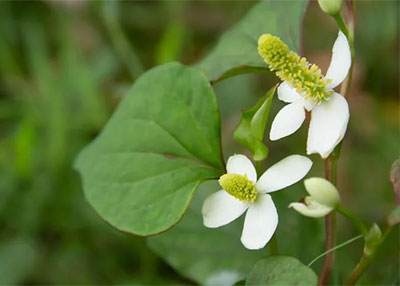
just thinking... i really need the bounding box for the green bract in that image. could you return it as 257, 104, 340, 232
234, 86, 275, 161
75, 63, 224, 236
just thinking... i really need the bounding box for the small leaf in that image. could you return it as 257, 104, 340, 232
75, 63, 224, 236
234, 86, 276, 161
390, 157, 400, 204
245, 256, 318, 286
363, 223, 382, 256
198, 0, 308, 83
387, 205, 400, 227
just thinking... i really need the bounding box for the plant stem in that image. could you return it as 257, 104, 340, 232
319, 154, 338, 286
333, 14, 350, 39
319, 4, 356, 284
336, 204, 368, 235
319, 212, 337, 285
344, 227, 393, 285
308, 234, 363, 267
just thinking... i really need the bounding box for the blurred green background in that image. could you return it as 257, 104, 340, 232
0, 0, 398, 284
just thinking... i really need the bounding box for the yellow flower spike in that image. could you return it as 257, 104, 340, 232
258, 34, 332, 104
219, 174, 257, 203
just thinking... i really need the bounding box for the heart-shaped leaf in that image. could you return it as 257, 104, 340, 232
234, 85, 276, 161
246, 256, 318, 286
198, 0, 308, 83
75, 63, 224, 236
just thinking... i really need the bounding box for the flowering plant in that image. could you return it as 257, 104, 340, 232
74, 0, 399, 285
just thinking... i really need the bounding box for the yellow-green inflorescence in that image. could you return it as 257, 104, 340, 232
219, 174, 257, 203
258, 34, 332, 104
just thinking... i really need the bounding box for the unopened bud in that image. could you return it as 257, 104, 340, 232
289, 177, 340, 218
318, 0, 343, 16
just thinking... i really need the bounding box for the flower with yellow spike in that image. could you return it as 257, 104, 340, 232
202, 154, 312, 250
258, 31, 351, 158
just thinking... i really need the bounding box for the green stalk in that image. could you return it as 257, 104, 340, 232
344, 227, 393, 285
319, 155, 338, 285
336, 204, 368, 235
319, 8, 356, 283
308, 234, 363, 267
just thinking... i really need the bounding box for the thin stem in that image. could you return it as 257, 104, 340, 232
319, 4, 356, 284
308, 234, 363, 267
344, 227, 393, 285
336, 204, 368, 235
333, 13, 350, 39
319, 210, 337, 285
319, 153, 339, 285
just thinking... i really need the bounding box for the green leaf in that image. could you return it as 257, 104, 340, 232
148, 181, 266, 285
246, 256, 318, 286
234, 86, 276, 161
390, 157, 400, 204
364, 223, 382, 256
198, 0, 308, 83
75, 62, 224, 236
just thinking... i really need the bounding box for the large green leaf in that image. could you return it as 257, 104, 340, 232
75, 63, 224, 236
148, 181, 266, 285
246, 256, 318, 286
198, 0, 308, 83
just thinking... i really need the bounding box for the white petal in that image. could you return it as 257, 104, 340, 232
226, 154, 257, 183
325, 31, 352, 89
289, 202, 333, 217
257, 155, 313, 194
307, 92, 349, 159
202, 190, 249, 228
240, 194, 278, 250
278, 82, 302, 103
269, 101, 306, 141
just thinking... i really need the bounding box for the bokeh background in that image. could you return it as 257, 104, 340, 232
0, 0, 398, 284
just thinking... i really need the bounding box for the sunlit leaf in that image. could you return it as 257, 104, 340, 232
75, 63, 224, 236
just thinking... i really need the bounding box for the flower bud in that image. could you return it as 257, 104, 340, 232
304, 177, 340, 208
317, 0, 343, 16
289, 177, 340, 218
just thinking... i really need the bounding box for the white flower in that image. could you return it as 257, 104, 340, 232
269, 31, 351, 159
289, 177, 340, 217
202, 154, 312, 250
